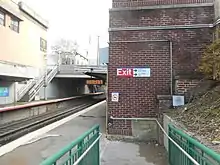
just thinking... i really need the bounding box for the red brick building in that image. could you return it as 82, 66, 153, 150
108, 0, 214, 136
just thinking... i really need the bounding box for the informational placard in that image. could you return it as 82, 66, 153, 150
111, 92, 119, 102
86, 80, 103, 85
172, 95, 185, 107
133, 68, 150, 77
0, 87, 9, 97
117, 67, 150, 78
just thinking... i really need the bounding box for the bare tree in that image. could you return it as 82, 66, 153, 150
51, 38, 79, 65
52, 38, 78, 54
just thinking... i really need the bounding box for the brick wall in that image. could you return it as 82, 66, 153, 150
113, 0, 214, 8
175, 79, 200, 95
108, 2, 214, 135
110, 7, 213, 27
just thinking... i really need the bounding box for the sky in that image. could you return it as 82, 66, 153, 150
16, 0, 112, 58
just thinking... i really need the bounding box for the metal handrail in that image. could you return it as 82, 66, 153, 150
28, 66, 58, 102
47, 66, 58, 83
73, 133, 102, 165
28, 80, 44, 101
169, 124, 220, 163
40, 124, 100, 165
28, 74, 45, 94
17, 80, 34, 96
109, 117, 220, 165
59, 65, 107, 74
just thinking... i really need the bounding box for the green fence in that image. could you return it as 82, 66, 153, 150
40, 125, 101, 165
168, 124, 220, 165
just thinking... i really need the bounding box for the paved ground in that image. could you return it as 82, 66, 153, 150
0, 102, 168, 165
101, 141, 167, 165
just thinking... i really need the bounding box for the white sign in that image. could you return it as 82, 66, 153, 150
111, 92, 119, 102
133, 68, 150, 77
172, 95, 185, 107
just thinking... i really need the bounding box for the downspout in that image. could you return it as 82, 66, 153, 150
170, 41, 173, 95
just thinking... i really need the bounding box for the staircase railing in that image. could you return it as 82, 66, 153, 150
28, 65, 58, 102
28, 74, 45, 102
47, 65, 58, 83
59, 65, 107, 74
17, 79, 36, 101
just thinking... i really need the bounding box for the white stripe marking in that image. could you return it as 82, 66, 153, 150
0, 100, 106, 157
21, 134, 61, 146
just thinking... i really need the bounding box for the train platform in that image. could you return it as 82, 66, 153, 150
0, 100, 167, 165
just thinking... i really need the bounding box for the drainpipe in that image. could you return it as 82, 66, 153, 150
170, 41, 173, 95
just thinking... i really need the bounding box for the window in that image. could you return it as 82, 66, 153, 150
10, 18, 19, 32
0, 11, 5, 26
40, 37, 47, 52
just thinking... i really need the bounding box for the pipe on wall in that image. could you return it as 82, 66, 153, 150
170, 41, 173, 95
110, 116, 157, 121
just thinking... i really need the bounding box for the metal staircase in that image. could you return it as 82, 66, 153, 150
18, 65, 58, 102
17, 79, 36, 101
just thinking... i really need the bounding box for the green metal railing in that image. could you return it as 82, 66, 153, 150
168, 124, 220, 165
40, 125, 101, 165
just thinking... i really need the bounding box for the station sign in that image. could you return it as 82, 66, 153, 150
117, 67, 150, 78
86, 79, 103, 85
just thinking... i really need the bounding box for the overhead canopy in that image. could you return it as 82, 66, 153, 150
84, 72, 106, 81
0, 75, 32, 82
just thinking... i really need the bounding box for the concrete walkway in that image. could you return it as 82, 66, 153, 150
101, 140, 167, 165
0, 102, 168, 165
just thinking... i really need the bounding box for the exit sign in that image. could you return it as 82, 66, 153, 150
117, 67, 150, 78
117, 68, 133, 77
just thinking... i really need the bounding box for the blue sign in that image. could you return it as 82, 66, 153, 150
133, 68, 151, 77
0, 87, 9, 97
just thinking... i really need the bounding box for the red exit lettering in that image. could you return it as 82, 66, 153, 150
117, 68, 133, 77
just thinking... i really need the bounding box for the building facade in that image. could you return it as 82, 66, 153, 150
108, 0, 215, 136
0, 0, 48, 104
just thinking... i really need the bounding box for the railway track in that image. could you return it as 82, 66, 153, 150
0, 97, 105, 146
